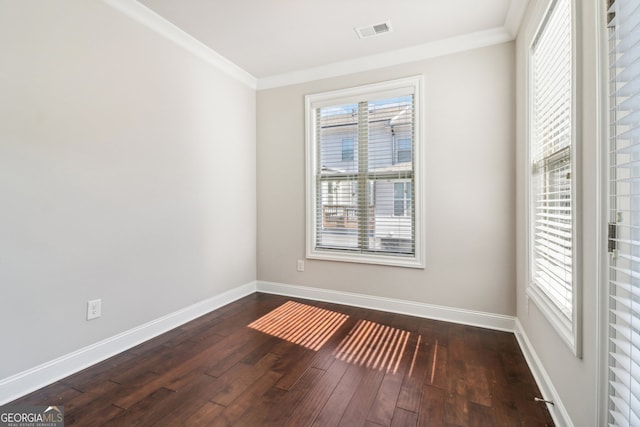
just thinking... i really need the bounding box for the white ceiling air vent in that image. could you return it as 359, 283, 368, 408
355, 21, 392, 39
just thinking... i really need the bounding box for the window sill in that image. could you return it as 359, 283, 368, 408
527, 283, 581, 358
307, 248, 425, 269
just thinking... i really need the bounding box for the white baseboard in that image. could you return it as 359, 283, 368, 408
0, 281, 257, 405
256, 281, 516, 332
514, 318, 573, 427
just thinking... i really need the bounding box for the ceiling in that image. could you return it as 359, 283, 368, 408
137, 0, 528, 87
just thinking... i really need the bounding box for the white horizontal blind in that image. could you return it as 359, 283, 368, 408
608, 0, 640, 425
314, 95, 415, 256
530, 0, 574, 318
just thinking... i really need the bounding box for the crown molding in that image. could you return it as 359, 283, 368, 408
102, 0, 257, 90
257, 26, 513, 90
103, 0, 524, 92
504, 0, 531, 38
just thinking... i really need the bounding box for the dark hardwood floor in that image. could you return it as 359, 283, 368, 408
10, 293, 554, 426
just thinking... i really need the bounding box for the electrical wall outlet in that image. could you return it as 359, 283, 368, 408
297, 259, 305, 272
87, 299, 102, 320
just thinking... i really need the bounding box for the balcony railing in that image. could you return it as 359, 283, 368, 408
322, 205, 374, 229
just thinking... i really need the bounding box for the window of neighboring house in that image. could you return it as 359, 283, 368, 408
528, 0, 580, 355
394, 181, 411, 216
396, 138, 412, 164
305, 76, 424, 268
341, 138, 354, 161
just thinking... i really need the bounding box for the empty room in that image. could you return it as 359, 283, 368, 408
0, 0, 634, 426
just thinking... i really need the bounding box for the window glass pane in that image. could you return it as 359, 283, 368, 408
368, 96, 413, 171
315, 96, 414, 255
317, 180, 359, 249
319, 103, 358, 174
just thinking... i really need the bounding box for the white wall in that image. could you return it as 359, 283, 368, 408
515, 1, 599, 425
257, 42, 516, 316
0, 0, 256, 379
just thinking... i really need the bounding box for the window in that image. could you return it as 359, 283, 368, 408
527, 0, 580, 354
396, 138, 412, 164
605, 0, 640, 424
341, 138, 354, 161
394, 182, 411, 217
305, 76, 424, 267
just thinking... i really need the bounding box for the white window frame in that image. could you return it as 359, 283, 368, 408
596, 2, 609, 424
305, 76, 425, 268
526, 0, 582, 357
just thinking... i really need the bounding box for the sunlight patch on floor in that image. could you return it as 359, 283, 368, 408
248, 301, 349, 351
333, 319, 412, 374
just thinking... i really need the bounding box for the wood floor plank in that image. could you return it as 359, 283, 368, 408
465, 362, 492, 407
9, 293, 554, 427
285, 359, 349, 426
112, 334, 252, 408
182, 401, 225, 426
418, 384, 445, 427
396, 336, 430, 412
309, 317, 358, 372
337, 369, 385, 427
60, 351, 137, 392
366, 341, 410, 426
430, 341, 449, 390
390, 407, 418, 427
210, 352, 280, 406
126, 327, 187, 356
444, 390, 469, 427
205, 330, 274, 378
208, 370, 282, 426
273, 346, 317, 390
469, 401, 497, 427
9, 381, 82, 406
489, 378, 523, 427
312, 363, 366, 427
235, 367, 325, 427
148, 374, 225, 427
108, 387, 176, 426
58, 381, 125, 425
